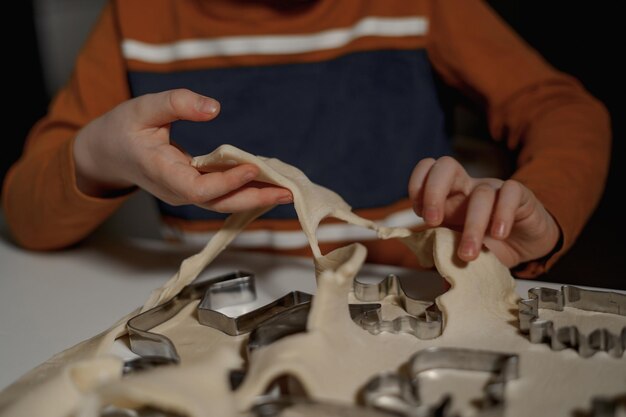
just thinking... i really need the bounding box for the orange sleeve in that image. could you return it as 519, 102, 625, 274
426, 0, 611, 277
1, 1, 132, 250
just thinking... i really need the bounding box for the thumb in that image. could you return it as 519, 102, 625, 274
131, 88, 220, 127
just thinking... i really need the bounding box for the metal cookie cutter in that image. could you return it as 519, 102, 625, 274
244, 373, 397, 417
518, 286, 626, 358
126, 270, 313, 369
126, 271, 254, 367
249, 396, 398, 417
353, 274, 443, 340
246, 302, 381, 356
198, 289, 312, 336
362, 347, 519, 417
227, 303, 381, 392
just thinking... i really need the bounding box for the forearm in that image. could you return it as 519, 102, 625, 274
1, 2, 137, 249
2, 137, 129, 250
510, 97, 611, 268
427, 0, 611, 275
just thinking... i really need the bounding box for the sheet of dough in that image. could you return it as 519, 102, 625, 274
1, 145, 624, 417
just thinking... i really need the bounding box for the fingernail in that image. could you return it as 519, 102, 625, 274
197, 98, 219, 114
242, 171, 256, 182
277, 194, 293, 204
493, 221, 506, 238
424, 206, 439, 224
460, 239, 475, 258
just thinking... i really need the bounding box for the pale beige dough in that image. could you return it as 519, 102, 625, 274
0, 145, 624, 417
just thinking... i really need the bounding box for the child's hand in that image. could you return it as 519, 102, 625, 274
408, 156, 561, 268
73, 89, 292, 212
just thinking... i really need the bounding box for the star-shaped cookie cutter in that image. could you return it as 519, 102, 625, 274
518, 285, 626, 358
352, 274, 443, 340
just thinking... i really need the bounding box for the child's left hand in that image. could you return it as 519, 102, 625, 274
408, 156, 561, 269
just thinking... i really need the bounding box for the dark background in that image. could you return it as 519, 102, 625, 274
3, 1, 625, 289
487, 1, 626, 289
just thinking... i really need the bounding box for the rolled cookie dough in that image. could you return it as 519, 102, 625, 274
0, 145, 623, 417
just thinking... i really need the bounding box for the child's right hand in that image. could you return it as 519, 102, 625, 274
73, 89, 293, 212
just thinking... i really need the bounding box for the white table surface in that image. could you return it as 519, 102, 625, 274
1, 214, 624, 392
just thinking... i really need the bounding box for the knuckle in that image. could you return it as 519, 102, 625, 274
187, 194, 205, 206
166, 90, 181, 113
422, 188, 444, 202
417, 157, 436, 168
147, 153, 169, 179
173, 179, 203, 204
474, 183, 495, 194
502, 179, 521, 193
185, 188, 208, 205
408, 187, 421, 202
463, 231, 478, 240
224, 171, 248, 189
167, 88, 192, 112
436, 155, 460, 169
128, 96, 147, 119
409, 162, 432, 199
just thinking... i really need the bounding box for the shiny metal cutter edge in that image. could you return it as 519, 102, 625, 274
248, 397, 398, 417
362, 347, 519, 417
127, 271, 255, 366
246, 302, 382, 356
518, 285, 626, 358
353, 274, 443, 340
198, 290, 313, 337
126, 270, 314, 367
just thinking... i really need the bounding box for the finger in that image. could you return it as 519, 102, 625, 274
166, 163, 258, 203
408, 158, 436, 215
203, 186, 293, 213
163, 162, 292, 207
458, 184, 496, 261
490, 180, 523, 239
422, 156, 469, 226
131, 88, 220, 127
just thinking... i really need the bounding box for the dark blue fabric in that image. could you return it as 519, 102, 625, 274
128, 49, 451, 220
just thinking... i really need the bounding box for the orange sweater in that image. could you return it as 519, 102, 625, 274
2, 0, 610, 277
